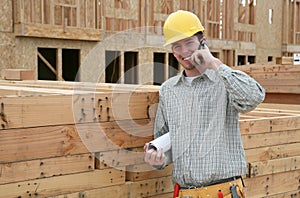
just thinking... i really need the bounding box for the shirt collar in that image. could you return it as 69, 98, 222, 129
173, 69, 218, 86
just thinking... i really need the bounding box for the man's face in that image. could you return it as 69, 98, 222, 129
171, 35, 200, 70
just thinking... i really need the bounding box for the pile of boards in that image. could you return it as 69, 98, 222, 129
0, 80, 299, 198
232, 63, 300, 104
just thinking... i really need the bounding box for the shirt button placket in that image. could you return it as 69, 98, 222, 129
184, 86, 194, 182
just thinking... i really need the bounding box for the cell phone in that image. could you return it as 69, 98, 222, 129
199, 38, 208, 49
198, 38, 208, 63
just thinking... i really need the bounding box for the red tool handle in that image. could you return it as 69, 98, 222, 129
173, 183, 180, 198
218, 190, 224, 198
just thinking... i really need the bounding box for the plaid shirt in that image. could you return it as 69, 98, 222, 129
154, 64, 265, 187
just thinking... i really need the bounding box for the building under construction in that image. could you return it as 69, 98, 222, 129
0, 0, 300, 198
1, 0, 299, 83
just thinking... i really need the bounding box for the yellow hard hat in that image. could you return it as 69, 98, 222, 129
163, 10, 205, 46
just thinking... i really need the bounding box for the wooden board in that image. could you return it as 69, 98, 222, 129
96, 149, 146, 169
0, 92, 158, 129
0, 153, 94, 184
125, 176, 173, 198
49, 184, 128, 198
244, 170, 300, 197
1, 80, 300, 197
0, 80, 160, 92
264, 190, 300, 198
245, 142, 300, 163
0, 121, 153, 163
242, 129, 300, 149
1, 69, 34, 80
232, 64, 300, 97
248, 156, 300, 177
126, 163, 173, 181
239, 115, 300, 135
0, 169, 125, 198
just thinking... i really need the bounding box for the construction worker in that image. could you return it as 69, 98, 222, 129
144, 10, 265, 198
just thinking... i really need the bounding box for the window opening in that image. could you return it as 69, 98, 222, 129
38, 48, 57, 80
105, 51, 121, 83
153, 53, 166, 85
62, 49, 80, 81
124, 52, 138, 84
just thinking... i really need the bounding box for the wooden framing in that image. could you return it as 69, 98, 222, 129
0, 81, 299, 197
1, 0, 299, 82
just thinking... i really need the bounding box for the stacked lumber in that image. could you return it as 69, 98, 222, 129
240, 106, 300, 197
232, 63, 300, 104
0, 80, 174, 198
0, 80, 300, 197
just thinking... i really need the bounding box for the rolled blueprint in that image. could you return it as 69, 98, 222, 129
147, 132, 171, 152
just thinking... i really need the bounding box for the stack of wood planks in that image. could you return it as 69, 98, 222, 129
0, 80, 299, 197
240, 105, 300, 197
232, 63, 300, 104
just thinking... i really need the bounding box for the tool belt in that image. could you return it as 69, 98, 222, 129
174, 177, 245, 198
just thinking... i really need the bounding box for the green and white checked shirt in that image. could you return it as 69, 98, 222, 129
154, 64, 265, 187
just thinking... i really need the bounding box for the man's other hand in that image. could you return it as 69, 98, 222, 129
144, 143, 165, 166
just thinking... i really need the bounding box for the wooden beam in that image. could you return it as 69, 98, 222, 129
125, 176, 173, 197
14, 23, 102, 41
248, 156, 300, 177
245, 142, 300, 163
0, 92, 158, 129
264, 93, 300, 104
1, 69, 34, 80
57, 48, 63, 81
0, 169, 125, 198
242, 129, 300, 149
0, 153, 94, 184
0, 120, 153, 163
126, 163, 172, 181
244, 170, 300, 197
49, 184, 128, 198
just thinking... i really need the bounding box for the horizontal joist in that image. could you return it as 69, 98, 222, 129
233, 64, 300, 95
95, 149, 146, 169
0, 80, 160, 93
258, 103, 300, 111
242, 129, 300, 149
0, 153, 94, 185
126, 163, 173, 181
244, 170, 300, 197
232, 64, 300, 74
14, 23, 103, 41
239, 115, 300, 135
125, 176, 173, 198
247, 72, 300, 79
0, 92, 158, 129
254, 79, 300, 86
245, 142, 300, 163
50, 176, 173, 198
0, 169, 125, 198
243, 109, 300, 117
264, 190, 300, 198
0, 120, 153, 163
0, 91, 299, 132
49, 184, 128, 198
264, 93, 300, 104
248, 156, 300, 177
263, 85, 300, 94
